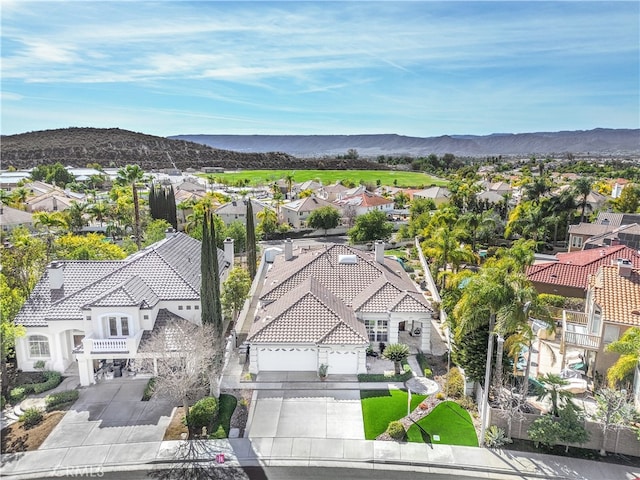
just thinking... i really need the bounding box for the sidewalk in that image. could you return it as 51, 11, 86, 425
2, 436, 636, 479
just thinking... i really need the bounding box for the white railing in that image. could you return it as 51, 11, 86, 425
563, 330, 600, 349
82, 330, 144, 354
562, 310, 600, 350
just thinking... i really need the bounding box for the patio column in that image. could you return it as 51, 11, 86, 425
78, 358, 93, 386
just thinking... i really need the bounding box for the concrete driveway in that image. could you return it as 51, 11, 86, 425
248, 389, 365, 440
39, 378, 173, 451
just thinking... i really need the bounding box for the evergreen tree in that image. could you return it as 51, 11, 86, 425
246, 200, 257, 280
209, 211, 223, 334
200, 211, 216, 326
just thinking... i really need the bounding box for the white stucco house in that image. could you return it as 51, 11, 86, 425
215, 198, 269, 227
13, 231, 233, 386
333, 190, 394, 217
247, 240, 434, 376
280, 195, 338, 229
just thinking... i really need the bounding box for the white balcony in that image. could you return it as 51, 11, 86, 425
80, 330, 144, 355
562, 310, 600, 350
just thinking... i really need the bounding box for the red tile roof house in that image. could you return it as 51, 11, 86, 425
13, 231, 233, 387
333, 190, 394, 217
247, 240, 434, 376
526, 245, 640, 298
560, 262, 640, 400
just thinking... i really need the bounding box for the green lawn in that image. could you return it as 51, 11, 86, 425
200, 169, 447, 188
360, 389, 427, 440
406, 401, 478, 447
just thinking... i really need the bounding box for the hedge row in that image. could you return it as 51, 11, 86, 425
9, 371, 63, 403
45, 390, 79, 411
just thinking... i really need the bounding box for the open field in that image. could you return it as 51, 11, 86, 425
202, 169, 447, 188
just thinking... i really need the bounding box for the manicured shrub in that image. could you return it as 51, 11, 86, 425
444, 367, 464, 399
435, 392, 445, 400
20, 407, 43, 429
484, 425, 512, 448
454, 395, 477, 412
403, 364, 411, 374
45, 390, 79, 410
208, 425, 227, 439
386, 421, 405, 440
142, 378, 156, 401
9, 387, 27, 404
423, 367, 432, 377
32, 371, 62, 394
187, 396, 218, 430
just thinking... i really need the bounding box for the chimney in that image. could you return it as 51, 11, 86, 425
284, 238, 293, 261
165, 227, 176, 239
374, 240, 385, 264
48, 262, 64, 290
617, 258, 632, 277
224, 237, 234, 267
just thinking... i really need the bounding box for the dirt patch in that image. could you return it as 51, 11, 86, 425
1, 411, 65, 453
163, 407, 188, 441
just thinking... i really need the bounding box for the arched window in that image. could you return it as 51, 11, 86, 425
28, 335, 50, 358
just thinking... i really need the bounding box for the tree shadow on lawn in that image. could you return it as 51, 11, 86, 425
406, 401, 478, 447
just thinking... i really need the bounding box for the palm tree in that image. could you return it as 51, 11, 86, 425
535, 373, 574, 417
284, 172, 295, 199
88, 201, 109, 226
523, 176, 550, 203
10, 187, 29, 209
572, 177, 593, 223
605, 327, 640, 388
116, 165, 146, 249
423, 226, 476, 288
382, 343, 410, 375
66, 201, 88, 232
33, 211, 68, 259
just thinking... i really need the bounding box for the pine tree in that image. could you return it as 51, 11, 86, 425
246, 200, 257, 279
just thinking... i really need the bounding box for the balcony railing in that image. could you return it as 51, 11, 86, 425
562, 309, 600, 350
79, 330, 144, 355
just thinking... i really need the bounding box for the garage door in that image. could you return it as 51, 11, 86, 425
327, 350, 359, 374
257, 347, 317, 371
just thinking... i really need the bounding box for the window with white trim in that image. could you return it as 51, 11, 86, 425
365, 319, 388, 342
28, 335, 50, 358
107, 316, 130, 337
570, 236, 583, 248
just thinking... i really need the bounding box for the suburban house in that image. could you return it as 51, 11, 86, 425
412, 186, 451, 206
280, 195, 338, 229
333, 190, 394, 216
13, 231, 233, 386
560, 260, 640, 383
567, 212, 640, 252
215, 198, 269, 227
26, 191, 80, 213
247, 240, 434, 376
0, 204, 34, 233
526, 245, 640, 298
316, 182, 350, 202
611, 178, 630, 199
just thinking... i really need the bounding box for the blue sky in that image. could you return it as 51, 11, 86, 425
2, 1, 638, 138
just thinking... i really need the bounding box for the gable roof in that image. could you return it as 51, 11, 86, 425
248, 277, 368, 344
15, 232, 227, 327
281, 195, 335, 213
588, 265, 640, 326
526, 245, 640, 290
334, 190, 393, 209
215, 198, 267, 215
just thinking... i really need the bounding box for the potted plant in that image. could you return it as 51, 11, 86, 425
318, 363, 328, 380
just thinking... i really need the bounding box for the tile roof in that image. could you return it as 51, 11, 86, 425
281, 195, 335, 213
84, 276, 159, 309
251, 244, 431, 345
215, 199, 267, 215
248, 277, 368, 344
334, 190, 393, 208
0, 205, 33, 225
139, 308, 193, 351
584, 224, 640, 248
588, 265, 640, 326
15, 232, 228, 327
526, 245, 640, 290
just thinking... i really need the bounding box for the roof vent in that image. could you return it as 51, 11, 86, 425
338, 254, 357, 264
617, 258, 632, 277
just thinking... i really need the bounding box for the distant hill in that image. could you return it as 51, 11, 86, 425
170, 128, 640, 157
0, 128, 386, 170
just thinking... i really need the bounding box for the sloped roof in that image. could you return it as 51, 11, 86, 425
588, 266, 640, 326
248, 277, 368, 344
334, 190, 393, 208
281, 195, 335, 213
252, 243, 431, 345
584, 223, 640, 248
84, 275, 159, 309
526, 245, 640, 290
0, 205, 33, 226
215, 198, 267, 215
15, 232, 228, 327
413, 186, 451, 200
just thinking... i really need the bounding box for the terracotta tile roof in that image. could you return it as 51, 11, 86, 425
15, 233, 228, 327
252, 244, 431, 345
588, 265, 640, 326
334, 190, 393, 208
248, 277, 368, 344
526, 245, 640, 290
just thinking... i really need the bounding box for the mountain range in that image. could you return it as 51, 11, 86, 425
171, 128, 640, 157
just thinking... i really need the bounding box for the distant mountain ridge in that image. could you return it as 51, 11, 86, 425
171, 128, 640, 157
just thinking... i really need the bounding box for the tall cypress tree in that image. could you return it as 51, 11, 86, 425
209, 212, 223, 334
246, 200, 257, 280
167, 186, 177, 230
200, 210, 215, 325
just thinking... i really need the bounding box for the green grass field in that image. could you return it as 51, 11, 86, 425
360, 389, 427, 440
406, 401, 478, 446
202, 169, 447, 188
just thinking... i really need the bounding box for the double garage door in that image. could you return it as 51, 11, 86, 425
256, 347, 359, 374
